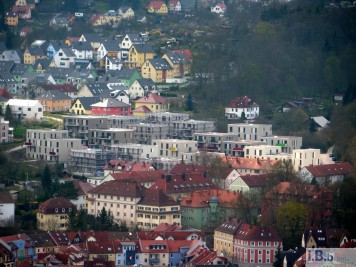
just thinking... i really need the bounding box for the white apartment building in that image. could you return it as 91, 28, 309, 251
111, 143, 158, 162
25, 129, 82, 162
0, 117, 13, 143
0, 191, 15, 226
6, 99, 43, 120
222, 140, 266, 157
262, 135, 302, 154
193, 132, 239, 152
152, 139, 198, 160
88, 128, 135, 148
171, 119, 215, 139
292, 148, 320, 171
244, 145, 282, 160
227, 123, 272, 141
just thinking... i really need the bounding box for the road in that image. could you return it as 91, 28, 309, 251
5, 145, 25, 154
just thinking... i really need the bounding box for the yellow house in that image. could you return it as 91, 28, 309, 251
37, 197, 75, 231
5, 12, 18, 26
162, 52, 191, 77
69, 97, 101, 115
136, 189, 181, 230
87, 241, 116, 262
24, 47, 46, 64
134, 93, 169, 113
214, 218, 242, 258
126, 44, 155, 69
147, 1, 168, 14
141, 58, 174, 83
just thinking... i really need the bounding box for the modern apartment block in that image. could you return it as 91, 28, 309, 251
244, 145, 282, 160
111, 143, 158, 161
25, 129, 82, 162
134, 123, 169, 145
0, 117, 13, 143
145, 112, 190, 124
193, 132, 239, 152
262, 135, 302, 154
227, 123, 272, 141
107, 115, 142, 128
152, 139, 198, 160
171, 120, 215, 140
222, 140, 266, 157
88, 128, 135, 148
292, 148, 320, 171
70, 148, 116, 176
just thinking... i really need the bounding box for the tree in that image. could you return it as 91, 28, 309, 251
41, 164, 52, 197
273, 244, 283, 267
66, 208, 78, 231
267, 159, 297, 188
236, 191, 259, 224
276, 201, 308, 249
186, 93, 194, 111
240, 111, 247, 121
56, 182, 79, 200
5, 104, 12, 122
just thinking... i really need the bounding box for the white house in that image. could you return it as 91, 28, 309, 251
6, 99, 43, 120
211, 2, 226, 14
225, 96, 260, 120
106, 56, 123, 71
53, 47, 76, 68
0, 191, 15, 226
71, 41, 94, 61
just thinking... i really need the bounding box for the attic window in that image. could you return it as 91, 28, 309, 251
55, 208, 58, 213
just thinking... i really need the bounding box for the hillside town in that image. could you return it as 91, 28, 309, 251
1, 0, 356, 267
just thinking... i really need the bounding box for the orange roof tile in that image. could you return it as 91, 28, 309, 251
180, 189, 238, 208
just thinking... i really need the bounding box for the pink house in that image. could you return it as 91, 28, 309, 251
91, 98, 131, 116
168, 0, 181, 12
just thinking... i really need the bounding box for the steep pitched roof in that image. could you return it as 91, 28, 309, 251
148, 1, 165, 9
132, 43, 155, 53
73, 97, 102, 110
0, 191, 14, 203
216, 218, 243, 235
133, 105, 152, 113
36, 90, 71, 101
136, 93, 167, 104
303, 228, 328, 247
164, 52, 190, 65
226, 96, 259, 108
138, 189, 178, 206
180, 189, 237, 208
304, 162, 353, 177
71, 41, 93, 50
88, 179, 144, 198
38, 197, 74, 214
239, 174, 268, 188
148, 58, 173, 70
91, 98, 130, 108
235, 223, 281, 242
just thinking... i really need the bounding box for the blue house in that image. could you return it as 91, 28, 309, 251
115, 240, 138, 266
0, 234, 36, 262
168, 240, 190, 267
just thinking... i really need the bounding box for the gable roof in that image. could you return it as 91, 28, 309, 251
136, 93, 167, 104
34, 58, 53, 69
110, 169, 168, 185
310, 116, 330, 128
223, 156, 276, 171
0, 191, 14, 203
138, 189, 178, 206
304, 162, 353, 177
40, 83, 77, 93
91, 98, 130, 108
88, 179, 144, 198
133, 105, 152, 113
239, 174, 268, 188
303, 228, 328, 247
36, 90, 71, 101
226, 96, 259, 108
148, 1, 166, 9
148, 58, 173, 70
73, 97, 102, 110
71, 41, 93, 51
38, 197, 74, 214
132, 43, 155, 53
180, 189, 237, 208
169, 163, 208, 175
164, 52, 190, 65
216, 218, 243, 235
0, 88, 13, 101
86, 82, 110, 96
235, 223, 281, 242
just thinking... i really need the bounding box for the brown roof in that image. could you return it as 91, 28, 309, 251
41, 84, 77, 93
216, 218, 243, 235
110, 169, 168, 185
87, 241, 115, 254
105, 160, 156, 172
0, 88, 13, 100
223, 156, 276, 171
226, 96, 259, 108
88, 179, 144, 198
138, 189, 178, 206
180, 189, 238, 208
38, 197, 74, 214
0, 191, 14, 203
136, 93, 167, 104
304, 162, 353, 177
169, 163, 208, 175
235, 223, 281, 242
239, 174, 268, 188
133, 105, 152, 113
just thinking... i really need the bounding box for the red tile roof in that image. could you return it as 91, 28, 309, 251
226, 96, 258, 108
0, 88, 13, 100
150, 173, 217, 194
136, 93, 167, 104
223, 156, 276, 171
180, 189, 238, 208
148, 1, 165, 9
88, 179, 144, 198
169, 163, 208, 175
239, 174, 268, 188
140, 239, 169, 253
234, 223, 281, 242
0, 191, 14, 203
139, 189, 178, 206
304, 162, 353, 177
153, 222, 182, 232
133, 105, 152, 113
110, 170, 168, 185
38, 197, 75, 214
105, 160, 156, 172
87, 241, 115, 254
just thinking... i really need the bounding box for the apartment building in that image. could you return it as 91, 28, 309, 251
292, 148, 320, 171
262, 135, 302, 154
227, 123, 272, 141
25, 129, 82, 162
244, 145, 282, 160
6, 99, 43, 120
193, 132, 239, 152
70, 148, 116, 176
88, 128, 135, 148
111, 143, 158, 162
222, 140, 266, 157
107, 115, 142, 128
0, 117, 13, 143
145, 112, 189, 124
134, 123, 169, 145
171, 120, 215, 140
152, 139, 198, 160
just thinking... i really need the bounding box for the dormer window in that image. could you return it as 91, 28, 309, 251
62, 208, 65, 212
55, 208, 58, 213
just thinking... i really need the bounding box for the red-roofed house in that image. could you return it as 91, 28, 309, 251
229, 173, 268, 192
0, 88, 13, 111
36, 84, 78, 98
12, 5, 31, 19
234, 224, 282, 265
104, 160, 156, 176
168, 0, 182, 12
297, 162, 354, 184
37, 197, 75, 231
223, 156, 276, 175
186, 249, 228, 267
211, 2, 227, 14
225, 96, 259, 120
147, 1, 168, 14
180, 189, 238, 230
87, 241, 115, 262
134, 93, 169, 114
91, 98, 131, 116
132, 105, 152, 118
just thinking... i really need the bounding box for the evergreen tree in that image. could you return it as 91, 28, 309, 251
273, 245, 283, 267
240, 111, 247, 121
0, 105, 3, 116
5, 104, 12, 122
41, 164, 52, 196
186, 93, 194, 111
66, 208, 78, 231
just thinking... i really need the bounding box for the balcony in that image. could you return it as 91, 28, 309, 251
49, 152, 57, 156
149, 258, 160, 264
25, 142, 32, 146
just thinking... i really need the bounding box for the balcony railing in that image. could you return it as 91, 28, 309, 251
149, 258, 159, 264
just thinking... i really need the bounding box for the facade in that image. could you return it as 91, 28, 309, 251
53, 47, 76, 68
214, 218, 242, 259
233, 224, 282, 265
262, 135, 302, 154
37, 197, 75, 231
126, 44, 155, 69
171, 120, 216, 140
112, 143, 158, 162
6, 99, 43, 120
152, 139, 198, 160
225, 96, 259, 120
134, 123, 169, 145
25, 129, 82, 162
63, 115, 108, 140
141, 58, 174, 82
69, 97, 102, 115
135, 94, 170, 113
224, 156, 277, 175
0, 191, 15, 226
292, 148, 320, 171
36, 90, 72, 112
5, 12, 18, 26
88, 128, 135, 149
222, 140, 266, 157
227, 123, 272, 141
244, 145, 282, 160
0, 117, 13, 143
70, 148, 116, 176
229, 174, 268, 193
136, 189, 181, 229
193, 132, 239, 152
162, 52, 191, 77
128, 78, 156, 99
